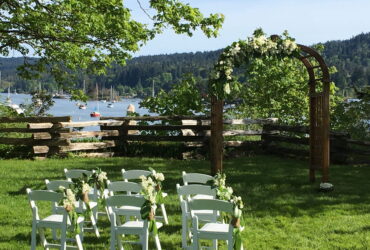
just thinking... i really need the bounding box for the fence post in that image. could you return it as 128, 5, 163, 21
120, 119, 129, 155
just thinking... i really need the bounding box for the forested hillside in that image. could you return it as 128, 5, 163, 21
0, 32, 369, 98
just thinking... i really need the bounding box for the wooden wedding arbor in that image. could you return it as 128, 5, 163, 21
210, 43, 331, 183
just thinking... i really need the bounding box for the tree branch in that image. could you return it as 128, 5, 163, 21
136, 0, 153, 20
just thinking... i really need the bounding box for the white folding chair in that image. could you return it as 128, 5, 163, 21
182, 171, 214, 186
189, 199, 244, 250
122, 169, 169, 225
45, 179, 100, 238
176, 184, 217, 249
27, 188, 84, 250
107, 180, 142, 223
106, 195, 163, 250
64, 168, 109, 220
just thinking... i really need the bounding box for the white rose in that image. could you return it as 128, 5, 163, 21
82, 183, 91, 193
156, 173, 165, 182
227, 186, 233, 195
224, 83, 231, 94
98, 172, 107, 182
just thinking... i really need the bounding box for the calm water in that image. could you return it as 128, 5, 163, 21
0, 93, 152, 130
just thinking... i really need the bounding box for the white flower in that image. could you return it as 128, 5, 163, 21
224, 83, 231, 94
147, 177, 154, 186
155, 173, 165, 182
227, 186, 233, 195
66, 189, 76, 203
149, 193, 156, 204
63, 198, 74, 209
230, 43, 241, 56
98, 171, 107, 182
59, 186, 66, 192
82, 183, 91, 193
219, 60, 224, 65
151, 169, 157, 176
234, 206, 242, 218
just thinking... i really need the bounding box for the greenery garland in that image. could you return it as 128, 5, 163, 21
139, 168, 166, 236
211, 172, 244, 250
209, 28, 301, 100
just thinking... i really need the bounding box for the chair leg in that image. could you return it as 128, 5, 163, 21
142, 230, 149, 250
38, 227, 48, 249
192, 231, 199, 250
52, 228, 58, 241
212, 239, 218, 250
31, 222, 37, 250
154, 235, 162, 250
92, 205, 99, 223
160, 203, 169, 225
227, 237, 234, 250
75, 234, 83, 250
117, 234, 123, 250
60, 227, 67, 250
181, 215, 188, 249
110, 230, 116, 250
90, 213, 100, 238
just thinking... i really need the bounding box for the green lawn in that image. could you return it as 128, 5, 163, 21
0, 155, 369, 249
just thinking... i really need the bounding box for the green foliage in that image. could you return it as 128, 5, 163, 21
20, 90, 55, 116
229, 57, 309, 124
140, 74, 205, 116
332, 87, 370, 139
1, 0, 223, 87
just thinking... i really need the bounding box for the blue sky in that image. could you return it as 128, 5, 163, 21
128, 0, 370, 56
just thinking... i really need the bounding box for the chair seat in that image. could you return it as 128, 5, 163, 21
120, 221, 163, 229
115, 220, 163, 235
38, 214, 84, 228
199, 223, 229, 234
193, 194, 214, 200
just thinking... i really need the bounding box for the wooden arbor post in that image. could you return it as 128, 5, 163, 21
210, 44, 331, 183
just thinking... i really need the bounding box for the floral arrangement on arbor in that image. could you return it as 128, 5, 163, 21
211, 172, 244, 250
139, 168, 165, 236
209, 28, 300, 99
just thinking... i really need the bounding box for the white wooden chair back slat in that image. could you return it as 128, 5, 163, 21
121, 169, 151, 181
45, 179, 73, 191
107, 180, 142, 195
182, 171, 214, 185
189, 199, 233, 214
64, 168, 94, 180
27, 189, 63, 202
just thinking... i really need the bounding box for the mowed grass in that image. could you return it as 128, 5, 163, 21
0, 155, 369, 249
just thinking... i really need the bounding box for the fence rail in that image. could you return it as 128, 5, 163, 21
262, 124, 370, 164
0, 116, 368, 163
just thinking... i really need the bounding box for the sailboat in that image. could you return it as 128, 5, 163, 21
2, 72, 11, 104
5, 86, 11, 104
107, 86, 114, 108
78, 80, 87, 109
90, 84, 101, 117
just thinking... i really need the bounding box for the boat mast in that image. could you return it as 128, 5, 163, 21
152, 79, 155, 97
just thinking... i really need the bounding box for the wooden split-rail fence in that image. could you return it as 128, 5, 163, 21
262, 124, 370, 164
0, 116, 368, 163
